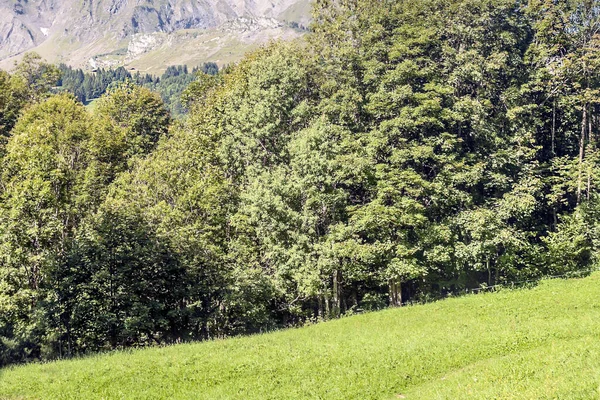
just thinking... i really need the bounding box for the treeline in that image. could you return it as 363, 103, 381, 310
1, 0, 600, 366
57, 62, 219, 114
152, 63, 218, 115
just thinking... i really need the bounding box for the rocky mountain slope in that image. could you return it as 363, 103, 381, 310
0, 0, 310, 72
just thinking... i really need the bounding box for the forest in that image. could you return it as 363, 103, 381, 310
57, 62, 219, 115
1, 0, 599, 366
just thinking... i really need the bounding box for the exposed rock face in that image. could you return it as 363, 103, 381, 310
127, 33, 166, 58
0, 15, 36, 59
0, 0, 310, 67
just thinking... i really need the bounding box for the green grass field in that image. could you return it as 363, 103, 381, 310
2, 273, 600, 399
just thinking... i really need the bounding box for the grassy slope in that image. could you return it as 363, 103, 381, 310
1, 273, 600, 400
124, 27, 303, 75
0, 26, 305, 75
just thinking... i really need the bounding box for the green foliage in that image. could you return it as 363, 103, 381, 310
0, 53, 59, 142
56, 62, 219, 115
0, 94, 95, 363
0, 71, 27, 141
63, 204, 186, 351
0, 84, 172, 364
57, 64, 132, 103
13, 53, 61, 103
152, 64, 219, 115
94, 82, 171, 155
544, 209, 593, 274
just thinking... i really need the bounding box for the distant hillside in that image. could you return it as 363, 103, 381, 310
0, 0, 311, 73
2, 273, 600, 399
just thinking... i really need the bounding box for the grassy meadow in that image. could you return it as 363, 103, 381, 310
2, 273, 600, 399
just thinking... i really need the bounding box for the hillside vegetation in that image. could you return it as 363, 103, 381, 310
58, 63, 219, 115
1, 273, 600, 399
2, 0, 600, 370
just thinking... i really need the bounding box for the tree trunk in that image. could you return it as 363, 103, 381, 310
588, 106, 593, 201
351, 287, 358, 309
388, 279, 402, 307
589, 105, 593, 144
67, 324, 73, 357
552, 98, 556, 156
332, 270, 342, 317
588, 165, 592, 201
578, 104, 587, 204
495, 265, 499, 287
317, 293, 324, 320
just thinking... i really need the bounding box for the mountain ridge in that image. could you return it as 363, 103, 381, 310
0, 0, 310, 72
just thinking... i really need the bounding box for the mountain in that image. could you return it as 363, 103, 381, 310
0, 0, 311, 73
